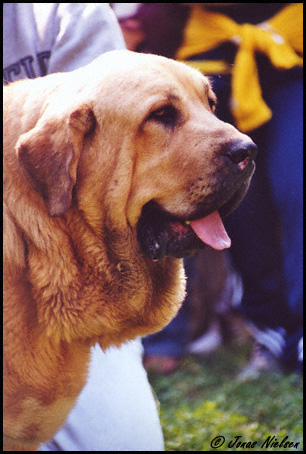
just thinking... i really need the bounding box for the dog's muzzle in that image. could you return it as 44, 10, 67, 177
137, 139, 257, 260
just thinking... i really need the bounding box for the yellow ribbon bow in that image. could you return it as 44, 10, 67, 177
176, 4, 303, 132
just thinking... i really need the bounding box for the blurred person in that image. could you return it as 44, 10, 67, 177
4, 3, 164, 450
176, 2, 303, 377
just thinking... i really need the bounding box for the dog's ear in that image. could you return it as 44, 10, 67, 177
17, 106, 96, 217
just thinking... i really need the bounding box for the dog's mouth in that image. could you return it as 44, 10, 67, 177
137, 180, 252, 260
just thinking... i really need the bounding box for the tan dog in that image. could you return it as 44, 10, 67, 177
4, 50, 256, 450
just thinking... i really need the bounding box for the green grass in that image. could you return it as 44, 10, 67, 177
148, 342, 303, 451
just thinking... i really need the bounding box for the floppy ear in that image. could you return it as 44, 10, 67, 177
17, 106, 96, 217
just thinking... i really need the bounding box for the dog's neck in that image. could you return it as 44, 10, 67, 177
19, 206, 185, 347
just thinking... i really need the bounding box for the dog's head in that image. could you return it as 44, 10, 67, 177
16, 50, 256, 262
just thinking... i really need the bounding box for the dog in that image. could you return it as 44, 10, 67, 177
4, 50, 256, 450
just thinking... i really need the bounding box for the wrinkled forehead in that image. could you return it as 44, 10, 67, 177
123, 58, 214, 108
89, 51, 215, 112
91, 50, 212, 92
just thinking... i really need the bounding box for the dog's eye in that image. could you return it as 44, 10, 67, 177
147, 105, 178, 127
208, 96, 217, 112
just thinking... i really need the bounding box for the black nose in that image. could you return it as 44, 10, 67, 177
226, 139, 257, 166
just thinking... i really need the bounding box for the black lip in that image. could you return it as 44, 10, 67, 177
137, 162, 255, 260
137, 201, 204, 260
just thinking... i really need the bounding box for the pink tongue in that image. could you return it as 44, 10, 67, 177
190, 211, 231, 250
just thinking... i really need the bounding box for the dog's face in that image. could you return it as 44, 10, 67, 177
67, 51, 257, 260
17, 51, 256, 264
